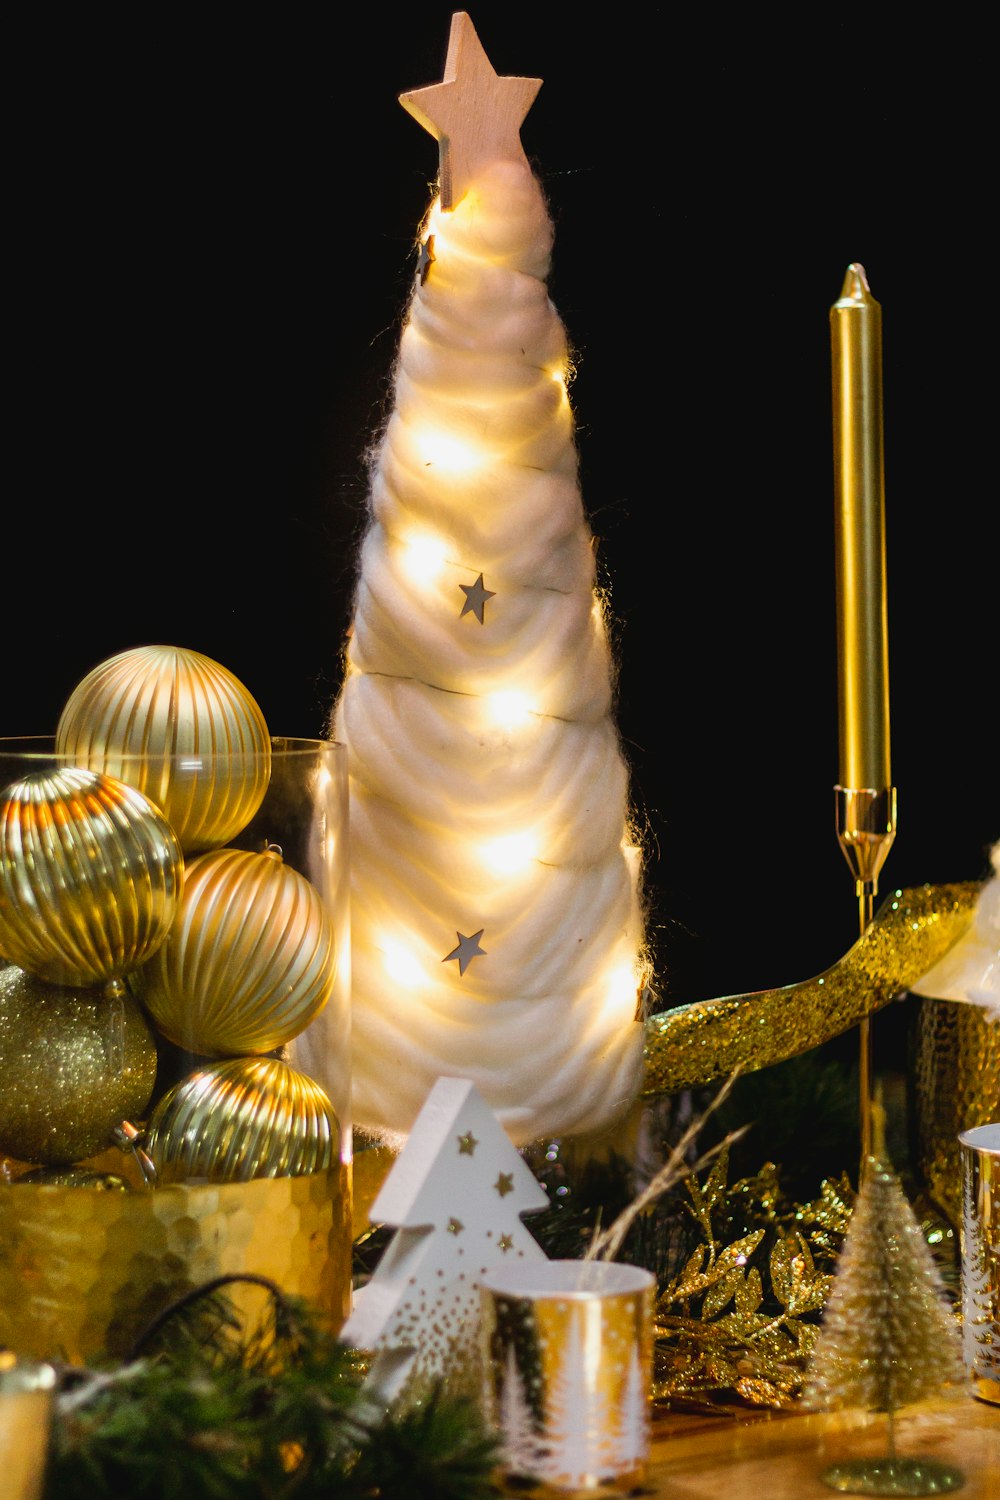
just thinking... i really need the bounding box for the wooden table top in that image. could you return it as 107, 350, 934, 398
495, 1392, 998, 1499
643, 1392, 998, 1500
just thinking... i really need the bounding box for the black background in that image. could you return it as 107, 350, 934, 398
8, 6, 995, 1050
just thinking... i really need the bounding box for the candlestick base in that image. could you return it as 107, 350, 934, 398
835, 785, 897, 898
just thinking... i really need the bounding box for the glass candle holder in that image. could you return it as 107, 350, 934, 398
0, 735, 351, 1363
480, 1258, 655, 1494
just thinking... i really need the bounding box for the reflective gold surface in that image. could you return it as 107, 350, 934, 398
830, 264, 890, 794
0, 1162, 352, 1364
136, 847, 338, 1056
642, 884, 980, 1096
55, 644, 272, 854
482, 1260, 654, 1493
145, 1055, 341, 1183
959, 1124, 1000, 1405
913, 998, 1000, 1231
0, 767, 183, 988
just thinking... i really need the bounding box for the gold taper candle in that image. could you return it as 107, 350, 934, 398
830, 262, 897, 1170
831, 263, 891, 795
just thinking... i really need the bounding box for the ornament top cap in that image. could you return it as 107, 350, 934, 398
399, 11, 542, 211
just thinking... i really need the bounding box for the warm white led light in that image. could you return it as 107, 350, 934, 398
486, 831, 539, 875
488, 691, 534, 730
381, 935, 425, 989
415, 429, 484, 473
400, 532, 449, 584
598, 962, 641, 1029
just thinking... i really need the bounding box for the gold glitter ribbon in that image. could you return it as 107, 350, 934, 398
642, 883, 981, 1097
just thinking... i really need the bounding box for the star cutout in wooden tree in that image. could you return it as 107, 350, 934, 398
459, 572, 496, 623
443, 928, 487, 976
399, 11, 542, 211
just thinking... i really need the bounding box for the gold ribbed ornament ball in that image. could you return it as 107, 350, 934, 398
136, 846, 337, 1056
0, 964, 158, 1164
55, 644, 272, 854
144, 1055, 341, 1183
0, 767, 183, 987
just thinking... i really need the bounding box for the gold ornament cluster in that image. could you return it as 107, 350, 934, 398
0, 644, 341, 1185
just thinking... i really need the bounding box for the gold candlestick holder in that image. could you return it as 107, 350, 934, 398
835, 784, 897, 1166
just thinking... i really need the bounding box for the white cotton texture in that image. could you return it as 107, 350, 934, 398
296, 160, 647, 1146
910, 837, 1000, 1020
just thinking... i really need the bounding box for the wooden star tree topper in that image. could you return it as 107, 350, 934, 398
399, 11, 542, 210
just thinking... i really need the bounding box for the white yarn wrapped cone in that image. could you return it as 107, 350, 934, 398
295, 160, 648, 1147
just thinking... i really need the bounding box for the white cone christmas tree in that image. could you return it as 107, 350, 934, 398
299, 10, 648, 1147
340, 1076, 549, 1401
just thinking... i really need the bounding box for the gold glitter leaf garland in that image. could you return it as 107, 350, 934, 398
651, 1149, 849, 1409
642, 883, 979, 1096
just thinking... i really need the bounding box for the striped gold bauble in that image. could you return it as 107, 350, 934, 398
135, 846, 337, 1056
144, 1054, 341, 1183
0, 767, 183, 988
55, 644, 272, 854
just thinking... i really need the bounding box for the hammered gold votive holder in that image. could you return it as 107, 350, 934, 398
0, 1162, 353, 1365
911, 995, 1000, 1233
480, 1258, 654, 1494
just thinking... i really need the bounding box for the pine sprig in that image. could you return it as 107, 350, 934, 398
44, 1279, 502, 1500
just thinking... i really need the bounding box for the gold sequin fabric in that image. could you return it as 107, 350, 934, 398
642, 884, 980, 1096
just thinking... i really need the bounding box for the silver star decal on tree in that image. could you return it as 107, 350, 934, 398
458, 573, 495, 624
443, 928, 486, 976
416, 233, 436, 284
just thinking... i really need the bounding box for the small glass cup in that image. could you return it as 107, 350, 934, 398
480, 1258, 655, 1494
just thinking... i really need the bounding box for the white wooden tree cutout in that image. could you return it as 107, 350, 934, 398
341, 1076, 549, 1401
295, 5, 649, 1152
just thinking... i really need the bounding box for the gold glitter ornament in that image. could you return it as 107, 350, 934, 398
144, 1055, 341, 1183
135, 846, 337, 1056
642, 883, 980, 1097
0, 964, 158, 1164
0, 768, 183, 988
55, 644, 272, 854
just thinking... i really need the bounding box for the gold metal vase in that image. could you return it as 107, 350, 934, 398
0, 1158, 353, 1365
911, 995, 1000, 1232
